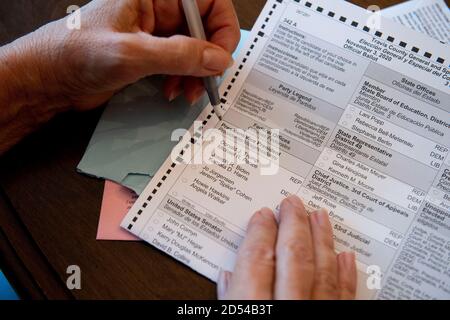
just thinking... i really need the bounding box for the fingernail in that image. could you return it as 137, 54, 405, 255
259, 207, 275, 219
190, 90, 205, 106
203, 47, 231, 72
287, 194, 304, 205
168, 88, 182, 102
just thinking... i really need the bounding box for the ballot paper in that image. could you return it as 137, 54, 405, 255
95, 1, 445, 241
382, 0, 450, 43
122, 0, 450, 299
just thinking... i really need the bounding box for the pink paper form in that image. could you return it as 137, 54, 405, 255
97, 180, 140, 241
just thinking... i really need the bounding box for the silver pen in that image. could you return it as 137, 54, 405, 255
182, 0, 223, 120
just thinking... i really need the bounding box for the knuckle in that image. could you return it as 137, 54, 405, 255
106, 36, 132, 72
239, 243, 275, 267
315, 269, 338, 292
112, 35, 131, 56
171, 37, 199, 73
279, 239, 314, 265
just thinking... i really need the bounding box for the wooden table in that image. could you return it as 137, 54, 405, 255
0, 0, 402, 299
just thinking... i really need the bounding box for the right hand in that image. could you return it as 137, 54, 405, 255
0, 0, 240, 154
4, 0, 240, 111
217, 195, 357, 300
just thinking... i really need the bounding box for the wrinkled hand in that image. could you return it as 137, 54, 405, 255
217, 196, 357, 300
18, 0, 240, 110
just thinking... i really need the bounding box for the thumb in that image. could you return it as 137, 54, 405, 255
131, 33, 233, 77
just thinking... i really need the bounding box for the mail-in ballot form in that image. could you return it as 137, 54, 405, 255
122, 0, 450, 299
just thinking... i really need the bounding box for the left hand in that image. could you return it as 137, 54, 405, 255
217, 196, 357, 300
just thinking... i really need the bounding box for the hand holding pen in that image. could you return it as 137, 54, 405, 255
161, 0, 240, 111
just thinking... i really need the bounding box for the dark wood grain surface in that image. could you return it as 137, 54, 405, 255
0, 0, 403, 299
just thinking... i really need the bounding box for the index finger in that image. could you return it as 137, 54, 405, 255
203, 0, 241, 52
225, 208, 277, 300
152, 0, 240, 53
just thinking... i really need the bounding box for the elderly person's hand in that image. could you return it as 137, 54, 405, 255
218, 195, 357, 300
0, 0, 239, 153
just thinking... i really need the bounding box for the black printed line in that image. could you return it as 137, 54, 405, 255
302, 0, 442, 66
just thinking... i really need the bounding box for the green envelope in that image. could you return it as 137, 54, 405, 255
77, 30, 250, 194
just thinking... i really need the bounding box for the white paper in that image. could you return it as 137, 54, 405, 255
122, 0, 450, 300
382, 0, 450, 43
